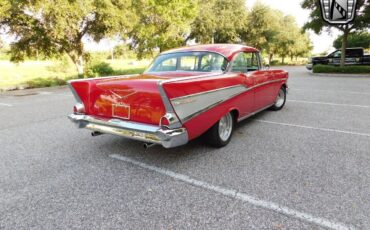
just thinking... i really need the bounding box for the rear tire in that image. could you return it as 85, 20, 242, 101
270, 87, 286, 111
205, 112, 234, 148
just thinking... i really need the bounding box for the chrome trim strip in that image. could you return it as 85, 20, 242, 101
68, 74, 140, 83
67, 82, 83, 103
171, 85, 246, 103
157, 51, 229, 61
171, 78, 287, 123
68, 114, 188, 148
157, 81, 182, 129
172, 85, 247, 123
237, 103, 275, 122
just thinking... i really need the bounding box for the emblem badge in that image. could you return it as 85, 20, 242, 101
319, 0, 357, 24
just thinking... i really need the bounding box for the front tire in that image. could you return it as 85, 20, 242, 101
205, 112, 234, 148
270, 87, 286, 111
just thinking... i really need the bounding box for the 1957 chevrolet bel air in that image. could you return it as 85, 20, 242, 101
68, 44, 288, 148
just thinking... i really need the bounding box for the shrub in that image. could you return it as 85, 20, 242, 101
313, 65, 370, 74
26, 77, 68, 88
85, 62, 114, 77
113, 67, 145, 75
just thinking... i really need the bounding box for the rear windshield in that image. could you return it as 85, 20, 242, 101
147, 52, 229, 73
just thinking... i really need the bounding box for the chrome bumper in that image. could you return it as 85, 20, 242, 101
68, 114, 188, 148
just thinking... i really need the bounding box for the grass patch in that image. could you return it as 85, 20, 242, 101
0, 59, 149, 91
313, 65, 370, 74
113, 67, 146, 75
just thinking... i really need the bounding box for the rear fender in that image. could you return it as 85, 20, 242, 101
161, 74, 246, 140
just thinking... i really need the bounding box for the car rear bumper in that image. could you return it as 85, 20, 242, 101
68, 114, 188, 148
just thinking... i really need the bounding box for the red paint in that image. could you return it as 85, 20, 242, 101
69, 44, 288, 141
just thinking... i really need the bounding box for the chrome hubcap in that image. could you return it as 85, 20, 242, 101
275, 89, 285, 108
218, 113, 233, 142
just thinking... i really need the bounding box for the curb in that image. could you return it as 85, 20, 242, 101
309, 72, 370, 77
0, 85, 68, 96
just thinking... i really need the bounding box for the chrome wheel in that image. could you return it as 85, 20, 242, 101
274, 88, 285, 108
218, 113, 233, 142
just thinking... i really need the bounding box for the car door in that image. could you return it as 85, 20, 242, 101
230, 52, 274, 116
329, 50, 356, 65
229, 52, 255, 118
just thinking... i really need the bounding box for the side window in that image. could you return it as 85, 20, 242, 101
333, 51, 341, 58
179, 56, 198, 71
155, 57, 177, 71
231, 52, 260, 73
200, 53, 228, 72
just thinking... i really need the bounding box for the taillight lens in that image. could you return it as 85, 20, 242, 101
160, 116, 170, 127
73, 103, 85, 114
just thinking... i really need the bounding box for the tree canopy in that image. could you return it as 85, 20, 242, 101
129, 0, 198, 59
0, 0, 315, 75
0, 0, 136, 74
333, 32, 370, 49
301, 0, 370, 66
190, 0, 248, 44
244, 2, 312, 63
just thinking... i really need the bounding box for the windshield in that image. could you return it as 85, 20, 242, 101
146, 52, 229, 73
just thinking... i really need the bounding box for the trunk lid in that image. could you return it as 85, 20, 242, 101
70, 74, 168, 125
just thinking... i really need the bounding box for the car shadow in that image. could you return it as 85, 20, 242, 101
96, 109, 271, 166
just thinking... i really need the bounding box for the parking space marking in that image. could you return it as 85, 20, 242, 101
110, 154, 354, 230
292, 88, 370, 96
38, 91, 53, 95
0, 103, 12, 107
288, 100, 370, 109
256, 120, 370, 138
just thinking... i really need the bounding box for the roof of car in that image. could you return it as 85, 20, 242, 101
162, 44, 259, 61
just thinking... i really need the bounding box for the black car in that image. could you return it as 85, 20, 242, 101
307, 48, 370, 70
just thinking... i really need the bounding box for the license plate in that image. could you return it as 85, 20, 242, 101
112, 104, 130, 120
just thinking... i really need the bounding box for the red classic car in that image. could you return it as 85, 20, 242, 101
68, 44, 288, 148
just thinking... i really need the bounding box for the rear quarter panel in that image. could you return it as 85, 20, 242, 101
162, 73, 250, 140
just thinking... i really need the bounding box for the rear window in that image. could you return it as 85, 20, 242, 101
147, 52, 229, 73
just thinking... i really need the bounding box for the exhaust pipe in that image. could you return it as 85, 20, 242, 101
91, 131, 103, 137
143, 143, 157, 150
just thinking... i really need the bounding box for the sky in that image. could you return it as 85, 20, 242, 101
246, 0, 340, 54
1, 0, 339, 55
87, 0, 340, 54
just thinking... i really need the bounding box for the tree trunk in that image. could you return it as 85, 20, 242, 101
340, 25, 349, 67
66, 49, 85, 77
281, 56, 285, 64
269, 53, 273, 65
75, 55, 84, 77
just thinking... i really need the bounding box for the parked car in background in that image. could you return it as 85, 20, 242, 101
306, 48, 370, 70
68, 44, 289, 148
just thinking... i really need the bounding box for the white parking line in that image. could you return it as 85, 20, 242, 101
288, 100, 370, 109
256, 120, 370, 138
110, 154, 355, 230
292, 88, 370, 96
0, 103, 12, 107
38, 91, 53, 95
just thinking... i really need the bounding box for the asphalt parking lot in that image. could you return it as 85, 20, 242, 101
1, 66, 370, 230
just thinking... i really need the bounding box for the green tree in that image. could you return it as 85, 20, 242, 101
333, 31, 370, 49
0, 0, 136, 75
243, 2, 282, 63
190, 0, 248, 44
301, 0, 370, 67
244, 3, 312, 64
130, 0, 198, 59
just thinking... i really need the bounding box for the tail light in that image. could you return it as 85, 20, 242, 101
160, 116, 170, 127
73, 103, 85, 114
160, 113, 181, 129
